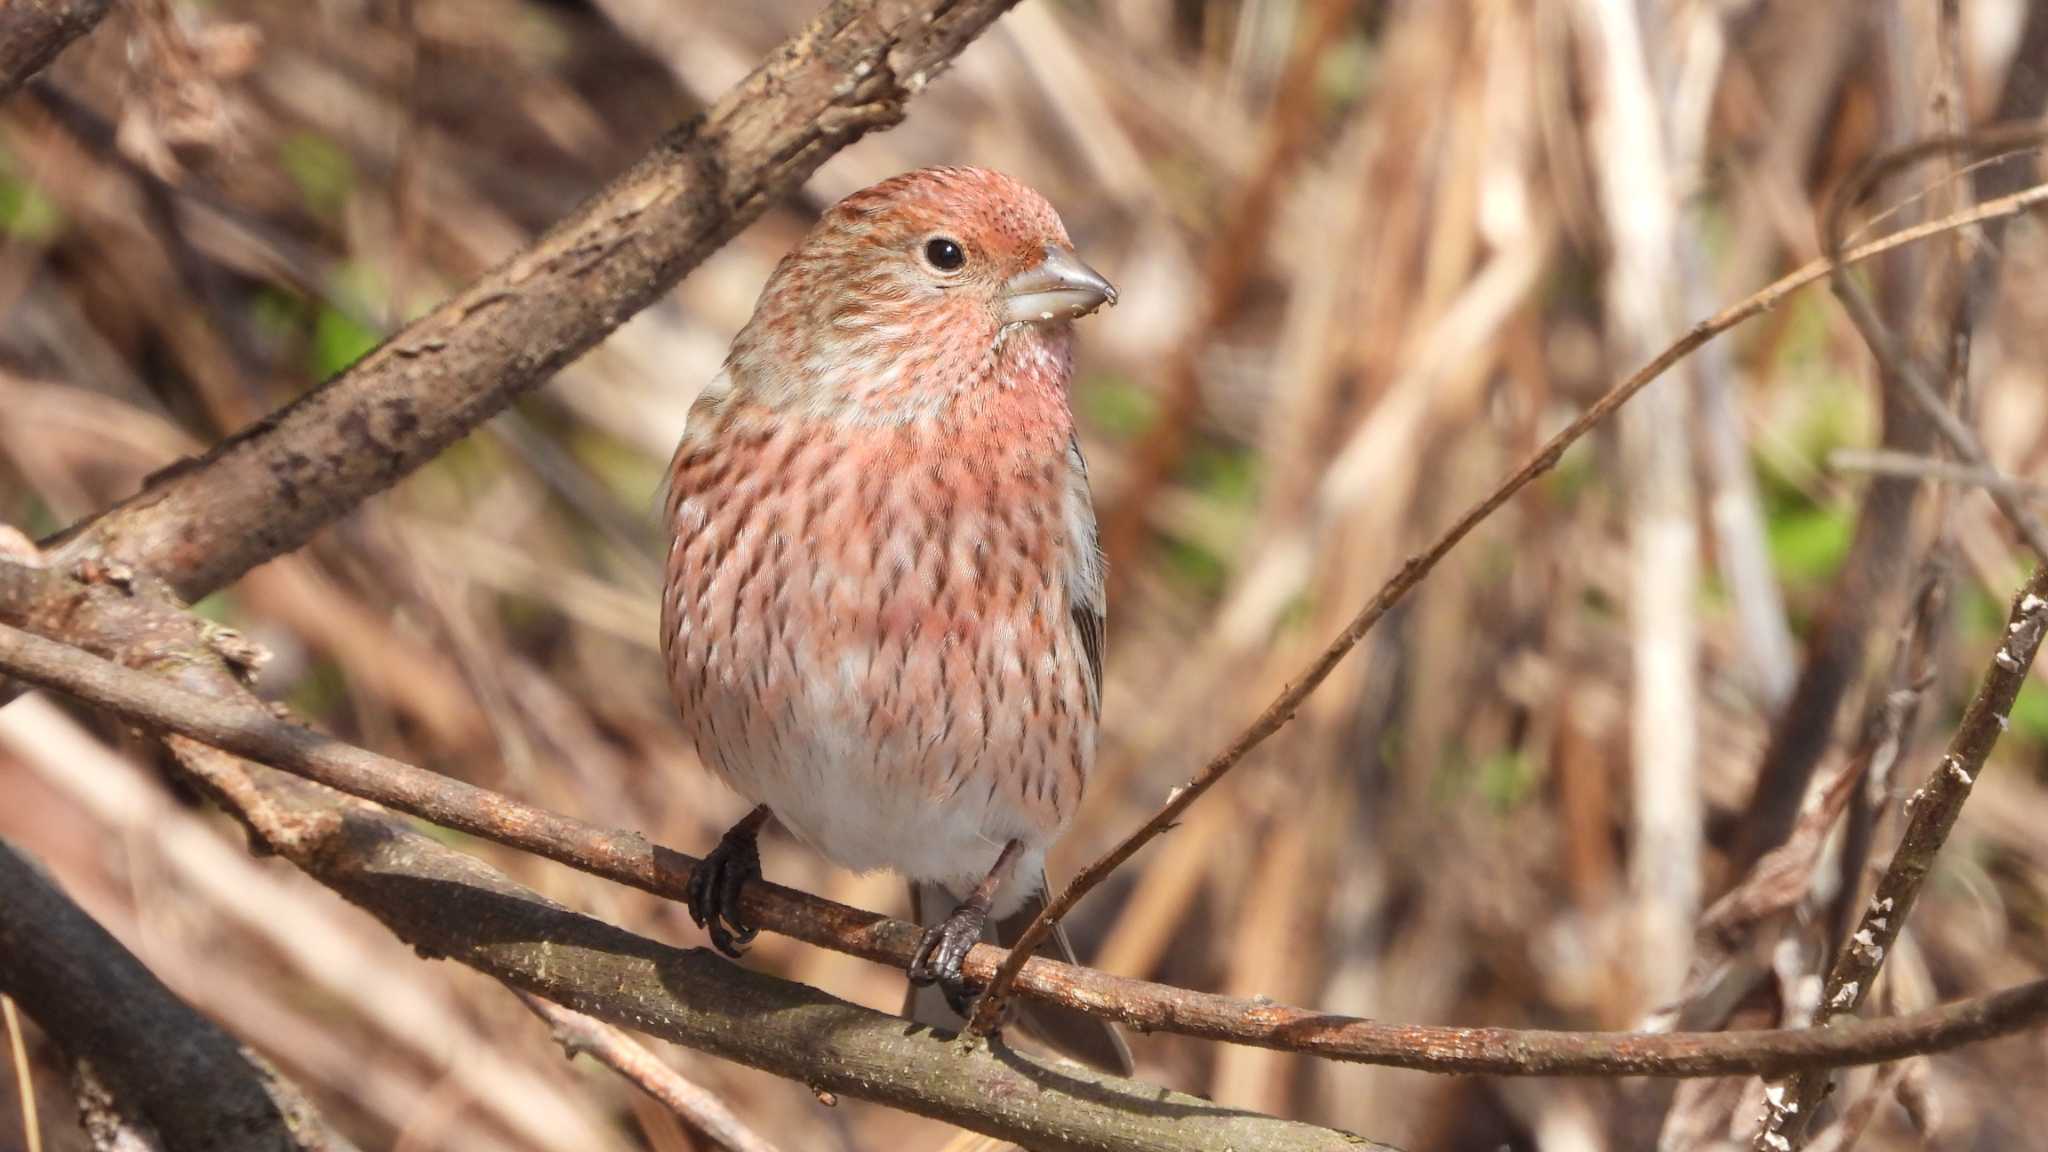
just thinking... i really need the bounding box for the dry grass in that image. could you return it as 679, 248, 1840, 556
4, 1, 2048, 1150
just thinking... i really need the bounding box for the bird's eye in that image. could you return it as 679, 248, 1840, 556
923, 237, 967, 272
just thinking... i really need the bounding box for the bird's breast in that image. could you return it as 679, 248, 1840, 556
661, 403, 1094, 883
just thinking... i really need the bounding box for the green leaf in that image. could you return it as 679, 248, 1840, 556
2008, 682, 2048, 745
1768, 505, 1854, 587
311, 304, 382, 379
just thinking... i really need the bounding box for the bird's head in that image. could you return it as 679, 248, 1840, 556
721, 166, 1114, 423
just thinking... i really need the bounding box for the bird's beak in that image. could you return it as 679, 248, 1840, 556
1002, 245, 1116, 326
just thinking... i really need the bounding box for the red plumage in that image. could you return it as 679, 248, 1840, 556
660, 167, 1128, 1070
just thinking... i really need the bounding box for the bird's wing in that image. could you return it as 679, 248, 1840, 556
1062, 434, 1106, 712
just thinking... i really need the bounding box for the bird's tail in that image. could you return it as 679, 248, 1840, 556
904, 876, 1133, 1075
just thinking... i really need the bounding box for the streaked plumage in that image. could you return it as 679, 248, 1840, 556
660, 167, 1126, 1070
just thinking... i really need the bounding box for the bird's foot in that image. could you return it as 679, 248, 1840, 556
686, 809, 767, 957
908, 901, 990, 1017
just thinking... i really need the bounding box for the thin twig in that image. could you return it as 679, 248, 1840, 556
1819, 130, 2048, 558
966, 149, 2048, 1037
1826, 448, 2048, 498
6, 615, 2048, 1079
513, 993, 783, 1152
1763, 572, 2048, 1145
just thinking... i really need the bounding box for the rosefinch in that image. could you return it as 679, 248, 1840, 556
662, 166, 1128, 1071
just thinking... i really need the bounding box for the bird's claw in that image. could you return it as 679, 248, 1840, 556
687, 821, 762, 958
908, 902, 989, 1017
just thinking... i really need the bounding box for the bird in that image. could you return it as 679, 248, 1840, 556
660, 165, 1130, 1072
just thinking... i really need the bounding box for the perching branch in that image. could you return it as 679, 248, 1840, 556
44, 0, 1028, 602
1758, 124, 2048, 1152
169, 733, 1383, 1152
0, 560, 1383, 1152
0, 0, 113, 101
7, 610, 2048, 1080
967, 149, 2048, 1035
0, 841, 357, 1152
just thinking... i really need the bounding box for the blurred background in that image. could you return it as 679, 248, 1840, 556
3, 0, 2048, 1149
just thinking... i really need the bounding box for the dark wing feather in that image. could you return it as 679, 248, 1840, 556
1072, 602, 1105, 707
1062, 435, 1106, 711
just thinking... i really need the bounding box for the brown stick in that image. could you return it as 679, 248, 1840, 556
45, 0, 1027, 602
0, 0, 112, 101
6, 614, 2048, 1081
513, 993, 783, 1152
966, 150, 2048, 1036
0, 841, 357, 1152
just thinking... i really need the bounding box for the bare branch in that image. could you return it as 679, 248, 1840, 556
0, 841, 357, 1152
514, 993, 784, 1152
47, 0, 1026, 602
6, 609, 2048, 1079
968, 151, 2048, 1036
0, 0, 112, 100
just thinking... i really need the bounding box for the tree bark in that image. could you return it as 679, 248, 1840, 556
0, 0, 112, 100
